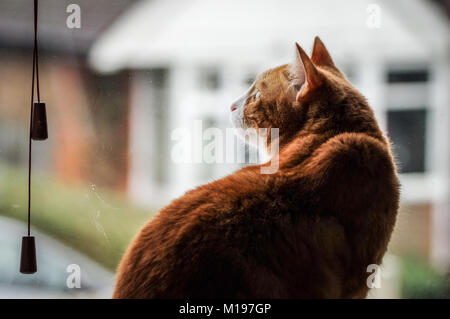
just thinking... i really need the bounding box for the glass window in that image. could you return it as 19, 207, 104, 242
149, 68, 169, 185
387, 109, 427, 173
387, 69, 429, 83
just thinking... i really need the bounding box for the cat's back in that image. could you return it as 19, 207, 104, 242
113, 164, 279, 298
113, 132, 399, 299
283, 132, 400, 297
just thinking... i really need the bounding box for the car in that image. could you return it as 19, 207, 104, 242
0, 216, 114, 298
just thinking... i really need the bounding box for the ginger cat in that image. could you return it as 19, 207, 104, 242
113, 37, 399, 299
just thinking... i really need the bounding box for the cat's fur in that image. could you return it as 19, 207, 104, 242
113, 37, 400, 298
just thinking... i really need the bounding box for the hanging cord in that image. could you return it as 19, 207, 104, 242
34, 0, 41, 103
27, 0, 40, 236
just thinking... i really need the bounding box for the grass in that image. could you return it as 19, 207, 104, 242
400, 256, 449, 299
0, 163, 155, 271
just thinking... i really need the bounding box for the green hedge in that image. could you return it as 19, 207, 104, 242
401, 257, 449, 299
0, 163, 154, 271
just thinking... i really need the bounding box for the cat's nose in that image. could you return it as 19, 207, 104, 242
230, 105, 237, 112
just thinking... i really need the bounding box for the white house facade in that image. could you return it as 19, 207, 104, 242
90, 0, 450, 272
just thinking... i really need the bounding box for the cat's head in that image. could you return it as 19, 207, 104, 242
230, 37, 380, 149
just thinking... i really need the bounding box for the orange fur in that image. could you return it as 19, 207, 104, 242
113, 37, 399, 298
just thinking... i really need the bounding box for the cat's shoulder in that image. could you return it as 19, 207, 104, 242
295, 132, 399, 195
293, 132, 400, 214
306, 132, 394, 173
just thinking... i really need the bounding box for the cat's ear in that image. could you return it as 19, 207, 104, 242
311, 36, 336, 68
294, 42, 323, 101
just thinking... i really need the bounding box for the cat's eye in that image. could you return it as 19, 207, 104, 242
254, 91, 261, 100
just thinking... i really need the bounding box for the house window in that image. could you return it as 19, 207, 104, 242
387, 69, 429, 83
387, 109, 427, 173
385, 66, 430, 174
198, 117, 216, 180
149, 68, 169, 184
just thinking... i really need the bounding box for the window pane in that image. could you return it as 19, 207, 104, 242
387, 109, 427, 173
387, 70, 429, 83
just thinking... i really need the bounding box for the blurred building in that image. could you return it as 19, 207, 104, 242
0, 0, 137, 190
90, 0, 450, 273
